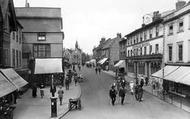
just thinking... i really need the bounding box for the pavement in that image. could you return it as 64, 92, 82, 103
13, 80, 81, 119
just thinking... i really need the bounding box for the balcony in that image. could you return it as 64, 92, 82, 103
126, 53, 162, 61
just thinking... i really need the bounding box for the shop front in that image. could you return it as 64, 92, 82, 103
97, 58, 109, 70
114, 60, 126, 77
151, 66, 190, 112
0, 68, 28, 119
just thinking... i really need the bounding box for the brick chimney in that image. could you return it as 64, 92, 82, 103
117, 33, 122, 38
25, 0, 30, 7
100, 38, 106, 45
176, 0, 186, 10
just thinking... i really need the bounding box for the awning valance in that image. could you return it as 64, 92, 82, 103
151, 66, 179, 78
98, 58, 108, 64
0, 72, 17, 97
34, 58, 63, 74
0, 68, 28, 89
114, 60, 125, 68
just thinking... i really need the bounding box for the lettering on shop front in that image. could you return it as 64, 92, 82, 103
132, 42, 150, 49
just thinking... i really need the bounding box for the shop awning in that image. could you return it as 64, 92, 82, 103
98, 58, 108, 64
164, 66, 190, 82
180, 73, 190, 85
0, 68, 28, 89
0, 72, 17, 97
151, 66, 179, 78
114, 60, 125, 68
34, 58, 63, 74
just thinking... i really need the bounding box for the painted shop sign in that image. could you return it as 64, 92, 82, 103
132, 42, 150, 49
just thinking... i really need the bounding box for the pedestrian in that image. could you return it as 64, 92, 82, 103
65, 77, 70, 90
109, 85, 117, 106
32, 83, 37, 98
138, 86, 144, 102
50, 85, 56, 97
119, 87, 126, 105
58, 86, 64, 105
121, 79, 126, 88
98, 66, 101, 74
95, 67, 98, 74
74, 74, 78, 86
40, 83, 44, 98
134, 84, 139, 101
129, 81, 135, 95
140, 78, 144, 88
145, 77, 149, 86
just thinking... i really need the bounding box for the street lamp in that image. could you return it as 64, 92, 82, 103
50, 74, 57, 118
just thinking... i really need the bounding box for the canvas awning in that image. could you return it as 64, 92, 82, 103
34, 58, 63, 74
114, 60, 125, 68
151, 66, 179, 78
0, 72, 17, 97
0, 68, 28, 89
164, 66, 190, 83
98, 58, 108, 64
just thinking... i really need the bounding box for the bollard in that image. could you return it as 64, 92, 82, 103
50, 97, 57, 118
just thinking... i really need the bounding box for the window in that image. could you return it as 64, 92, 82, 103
168, 24, 173, 35
37, 32, 46, 41
178, 43, 183, 61
128, 50, 130, 56
12, 49, 15, 67
144, 31, 147, 40
149, 29, 152, 39
3, 48, 9, 66
19, 30, 22, 44
155, 44, 159, 54
168, 45, 173, 61
140, 33, 143, 42
156, 26, 159, 37
144, 47, 147, 55
149, 45, 152, 54
19, 51, 21, 66
16, 50, 18, 67
33, 44, 50, 58
16, 32, 18, 42
12, 32, 15, 40
178, 19, 184, 32
140, 47, 142, 55
131, 50, 132, 56
136, 35, 139, 43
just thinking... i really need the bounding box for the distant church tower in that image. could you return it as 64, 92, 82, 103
75, 41, 79, 50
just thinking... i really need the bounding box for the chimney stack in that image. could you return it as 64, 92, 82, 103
25, 0, 30, 7
100, 38, 106, 45
117, 33, 122, 38
176, 0, 186, 10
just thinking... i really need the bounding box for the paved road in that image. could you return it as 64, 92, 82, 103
63, 67, 190, 119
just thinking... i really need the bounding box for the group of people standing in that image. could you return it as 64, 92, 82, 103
109, 77, 145, 106
109, 77, 127, 105
95, 66, 101, 74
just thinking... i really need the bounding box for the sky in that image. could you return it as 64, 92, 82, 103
13, 0, 187, 54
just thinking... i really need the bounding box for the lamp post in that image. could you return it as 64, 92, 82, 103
50, 74, 57, 118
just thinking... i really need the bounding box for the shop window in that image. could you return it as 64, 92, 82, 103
168, 45, 173, 61
37, 32, 46, 41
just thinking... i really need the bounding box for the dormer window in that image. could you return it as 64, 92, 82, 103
37, 32, 46, 41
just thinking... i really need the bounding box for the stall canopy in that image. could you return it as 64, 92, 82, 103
151, 66, 179, 78
0, 68, 28, 89
0, 72, 17, 97
114, 60, 125, 68
34, 58, 63, 74
98, 58, 108, 64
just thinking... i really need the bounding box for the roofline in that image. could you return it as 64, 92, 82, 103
15, 7, 61, 9
125, 18, 163, 37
